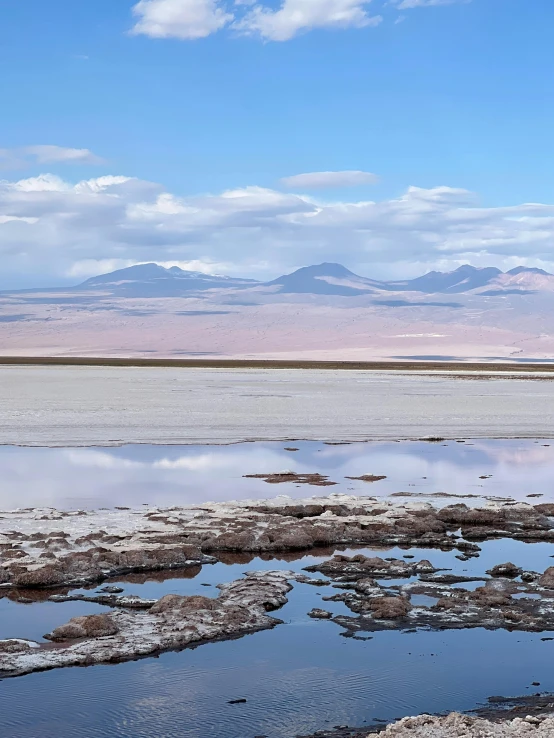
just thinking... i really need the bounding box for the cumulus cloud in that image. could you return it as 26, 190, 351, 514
2, 171, 554, 286
234, 0, 382, 41
280, 170, 379, 189
0, 146, 103, 170
129, 0, 469, 41
130, 0, 383, 41
131, 0, 233, 39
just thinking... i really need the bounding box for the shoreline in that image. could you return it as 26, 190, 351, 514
3, 495, 554, 738
4, 435, 554, 449
2, 494, 553, 590
1, 355, 554, 374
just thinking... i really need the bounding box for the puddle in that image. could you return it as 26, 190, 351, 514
410, 594, 440, 607
0, 599, 111, 642
513, 593, 543, 600
2, 540, 554, 737
0, 438, 553, 509
2, 439, 554, 737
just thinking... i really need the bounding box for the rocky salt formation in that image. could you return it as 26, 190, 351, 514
298, 693, 554, 737
0, 570, 293, 678
2, 496, 553, 591
304, 553, 441, 581
371, 713, 554, 737
306, 554, 554, 634
243, 472, 338, 486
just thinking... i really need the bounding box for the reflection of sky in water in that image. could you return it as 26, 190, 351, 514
0, 439, 553, 509
2, 540, 554, 738
3, 443, 554, 736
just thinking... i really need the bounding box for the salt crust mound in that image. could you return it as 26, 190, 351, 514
378, 713, 554, 737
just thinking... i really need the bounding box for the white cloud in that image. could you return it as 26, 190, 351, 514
0, 146, 103, 170
235, 0, 382, 41
131, 0, 233, 39
394, 0, 469, 8
128, 0, 470, 42
281, 170, 379, 189
2, 171, 554, 286
9, 174, 70, 192
23, 145, 104, 165
130, 0, 383, 41
66, 259, 139, 278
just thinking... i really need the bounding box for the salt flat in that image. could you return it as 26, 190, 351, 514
1, 365, 554, 446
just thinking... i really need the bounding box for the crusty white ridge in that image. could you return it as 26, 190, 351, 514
375, 712, 554, 736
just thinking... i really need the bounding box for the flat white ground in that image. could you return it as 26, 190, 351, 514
1, 366, 554, 446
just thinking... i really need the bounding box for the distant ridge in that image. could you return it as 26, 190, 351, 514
79, 262, 258, 297
386, 265, 503, 294
4, 261, 552, 298
265, 262, 381, 296
76, 261, 554, 297
507, 266, 550, 276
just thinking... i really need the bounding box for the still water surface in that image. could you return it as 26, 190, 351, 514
1, 438, 554, 509
1, 440, 554, 737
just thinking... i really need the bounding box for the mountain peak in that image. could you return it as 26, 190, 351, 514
289, 263, 356, 277
77, 262, 257, 297
507, 266, 551, 276
80, 263, 169, 286
453, 264, 502, 275
266, 262, 375, 296
386, 264, 502, 294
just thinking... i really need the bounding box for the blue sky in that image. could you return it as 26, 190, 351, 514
1, 0, 553, 287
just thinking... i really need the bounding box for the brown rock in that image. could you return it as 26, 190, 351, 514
414, 559, 436, 574
2, 549, 28, 559
369, 597, 411, 619
345, 475, 387, 483
0, 640, 34, 654
308, 608, 333, 619
204, 530, 258, 551
150, 594, 218, 614
46, 614, 119, 641
243, 472, 336, 486
10, 563, 67, 587
437, 505, 504, 526
471, 586, 512, 607
538, 566, 554, 589
486, 562, 522, 578
434, 596, 463, 610
535, 503, 554, 516
115, 546, 202, 570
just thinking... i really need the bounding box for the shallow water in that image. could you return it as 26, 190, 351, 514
2, 439, 554, 737
1, 438, 554, 509
2, 539, 554, 738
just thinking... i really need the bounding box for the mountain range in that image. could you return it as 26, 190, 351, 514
2, 260, 554, 362
75, 261, 554, 298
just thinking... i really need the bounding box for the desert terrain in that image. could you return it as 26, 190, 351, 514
1, 263, 554, 361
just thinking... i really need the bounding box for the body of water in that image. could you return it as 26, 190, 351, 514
1, 440, 554, 737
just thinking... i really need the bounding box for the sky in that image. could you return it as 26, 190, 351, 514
1, 0, 553, 288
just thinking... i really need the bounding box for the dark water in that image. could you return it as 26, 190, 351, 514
1, 438, 554, 510
2, 539, 554, 738
1, 440, 554, 737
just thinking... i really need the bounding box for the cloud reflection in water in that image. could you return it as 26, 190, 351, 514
0, 439, 553, 510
